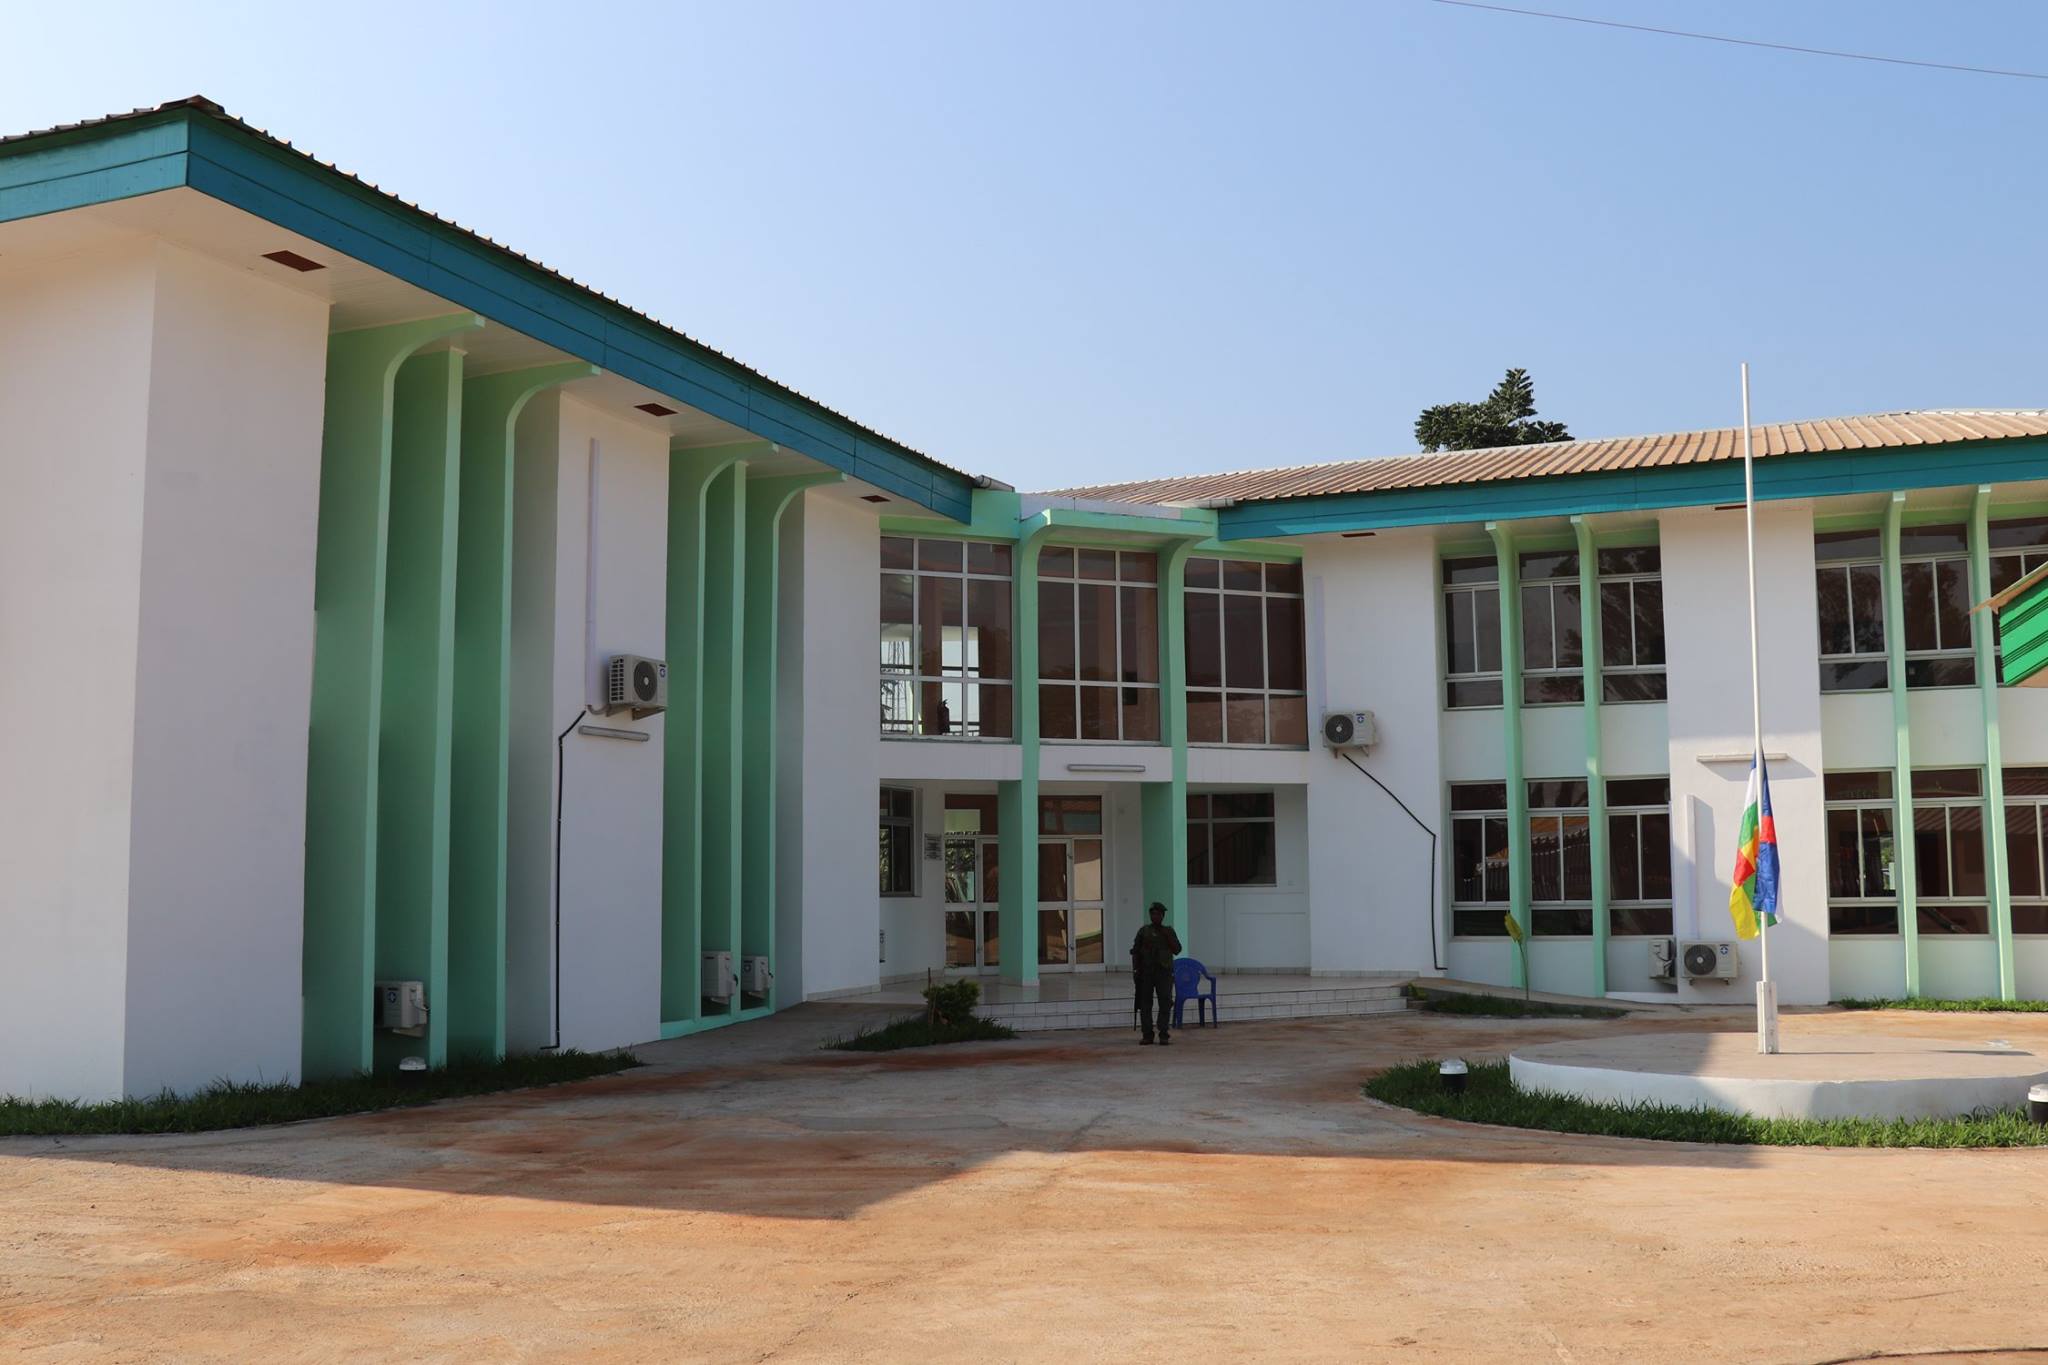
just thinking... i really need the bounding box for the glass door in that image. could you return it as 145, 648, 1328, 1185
1037, 836, 1106, 972
945, 835, 1001, 973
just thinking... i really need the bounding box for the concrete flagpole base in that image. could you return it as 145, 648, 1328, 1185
1757, 979, 1780, 1055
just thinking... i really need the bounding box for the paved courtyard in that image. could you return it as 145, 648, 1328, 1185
4, 1005, 2047, 1363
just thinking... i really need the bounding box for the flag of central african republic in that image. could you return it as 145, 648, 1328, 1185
1728, 755, 1781, 939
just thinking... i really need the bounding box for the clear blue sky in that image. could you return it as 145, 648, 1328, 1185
10, 1, 2046, 489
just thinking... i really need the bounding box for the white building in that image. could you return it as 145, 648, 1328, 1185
5, 99, 2047, 1101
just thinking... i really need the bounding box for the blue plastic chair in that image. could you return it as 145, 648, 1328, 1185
1172, 958, 1219, 1029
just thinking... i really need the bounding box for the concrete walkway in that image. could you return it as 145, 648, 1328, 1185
5, 1007, 2048, 1362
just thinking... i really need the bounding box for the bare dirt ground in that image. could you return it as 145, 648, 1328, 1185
4, 1004, 2047, 1364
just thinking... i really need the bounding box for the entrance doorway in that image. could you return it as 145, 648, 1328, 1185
938, 791, 1108, 975
1036, 836, 1105, 970
944, 835, 999, 972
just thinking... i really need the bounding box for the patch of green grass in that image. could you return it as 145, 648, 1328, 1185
1836, 996, 2048, 1013
0, 1050, 640, 1137
828, 1014, 1018, 1052
1364, 1059, 2048, 1148
1405, 986, 1626, 1020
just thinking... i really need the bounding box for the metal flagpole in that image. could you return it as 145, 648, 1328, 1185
1742, 363, 1779, 1054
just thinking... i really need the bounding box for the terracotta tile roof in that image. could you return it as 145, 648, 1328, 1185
1050, 410, 2048, 507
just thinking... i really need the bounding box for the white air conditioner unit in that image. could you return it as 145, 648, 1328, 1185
741, 955, 771, 996
1649, 939, 1676, 981
1321, 710, 1377, 751
376, 979, 428, 1036
701, 950, 734, 1003
606, 654, 668, 717
1679, 939, 1739, 981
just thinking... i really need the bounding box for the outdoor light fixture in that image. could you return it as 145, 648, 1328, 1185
634, 401, 678, 417
261, 248, 324, 272
1439, 1058, 1468, 1095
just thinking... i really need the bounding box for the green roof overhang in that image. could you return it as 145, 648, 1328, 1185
0, 104, 975, 520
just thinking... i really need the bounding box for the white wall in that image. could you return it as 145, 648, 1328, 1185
0, 238, 328, 1100
1304, 531, 1445, 975
121, 243, 329, 1096
547, 396, 669, 1052
1662, 503, 1831, 1005
0, 241, 156, 1100
797, 493, 884, 997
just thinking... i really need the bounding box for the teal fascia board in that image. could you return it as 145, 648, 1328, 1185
1219, 439, 2048, 540
0, 109, 973, 522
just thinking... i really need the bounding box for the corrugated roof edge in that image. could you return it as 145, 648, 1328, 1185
1043, 408, 2048, 506
0, 96, 981, 490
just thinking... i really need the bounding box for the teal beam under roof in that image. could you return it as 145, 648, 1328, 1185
0, 100, 977, 521
1218, 438, 2048, 540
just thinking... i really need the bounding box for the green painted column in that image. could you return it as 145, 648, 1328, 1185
663, 443, 757, 1024
1882, 492, 1921, 997
1487, 521, 1531, 988
1573, 518, 1609, 997
373, 348, 465, 1071
701, 464, 746, 1017
1969, 486, 2017, 1000
740, 472, 838, 1010
1142, 539, 1202, 945
302, 314, 481, 1082
999, 520, 1056, 985
446, 362, 592, 1062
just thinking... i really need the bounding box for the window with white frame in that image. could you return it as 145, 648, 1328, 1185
1184, 558, 1308, 747
1186, 791, 1278, 886
1037, 547, 1161, 741
1897, 524, 1975, 689
879, 786, 917, 896
1911, 767, 1989, 934
1606, 777, 1673, 935
1519, 552, 1584, 705
2003, 767, 2048, 935
1442, 558, 1503, 709
1449, 782, 1511, 935
1989, 518, 2048, 686
1597, 547, 1667, 701
1824, 770, 1899, 934
1528, 779, 1592, 934
1815, 530, 1888, 692
880, 536, 1014, 738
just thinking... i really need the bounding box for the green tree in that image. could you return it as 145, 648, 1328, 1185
1414, 367, 1572, 452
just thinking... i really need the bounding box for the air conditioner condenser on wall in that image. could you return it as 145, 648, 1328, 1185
1649, 939, 1676, 981
1679, 940, 1740, 981
741, 956, 771, 996
376, 980, 428, 1036
606, 654, 668, 717
702, 950, 734, 1003
1321, 710, 1376, 751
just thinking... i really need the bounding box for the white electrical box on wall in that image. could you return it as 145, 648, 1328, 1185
376, 980, 428, 1036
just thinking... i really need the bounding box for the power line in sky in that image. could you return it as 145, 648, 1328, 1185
1432, 0, 2048, 82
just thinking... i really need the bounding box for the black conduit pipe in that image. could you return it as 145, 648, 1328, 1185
1338, 750, 1445, 971
545, 708, 586, 1050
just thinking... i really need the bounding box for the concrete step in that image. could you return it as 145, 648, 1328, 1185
985, 993, 1410, 1033
984, 984, 1406, 1020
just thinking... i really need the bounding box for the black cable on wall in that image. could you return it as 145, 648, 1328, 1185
1338, 749, 1445, 972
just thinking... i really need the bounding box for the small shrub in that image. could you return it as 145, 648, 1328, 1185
923, 978, 983, 1027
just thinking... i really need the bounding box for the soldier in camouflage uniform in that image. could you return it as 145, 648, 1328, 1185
1130, 901, 1182, 1045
